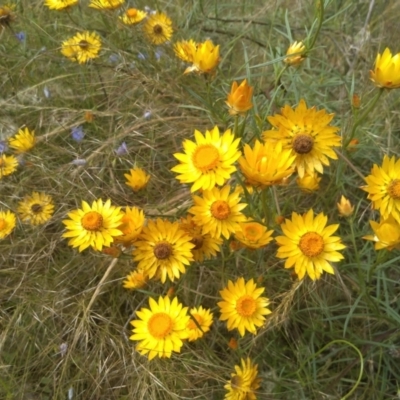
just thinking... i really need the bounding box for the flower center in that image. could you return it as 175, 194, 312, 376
0, 218, 6, 230
81, 211, 103, 231
293, 134, 314, 154
126, 8, 138, 17
388, 179, 400, 200
147, 312, 173, 339
31, 203, 43, 214
79, 40, 89, 50
153, 241, 172, 259
192, 144, 220, 172
236, 295, 256, 317
210, 200, 230, 220
153, 24, 163, 35
188, 314, 203, 330
230, 376, 243, 390
242, 223, 263, 241
190, 235, 204, 250
299, 232, 325, 257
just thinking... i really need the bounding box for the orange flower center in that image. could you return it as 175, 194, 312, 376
293, 134, 314, 154
126, 8, 138, 17
79, 40, 89, 50
31, 203, 43, 214
81, 211, 103, 231
192, 144, 220, 172
236, 295, 256, 317
148, 312, 173, 339
388, 179, 400, 200
299, 232, 324, 257
242, 223, 263, 241
188, 314, 203, 330
153, 241, 172, 260
190, 234, 204, 250
210, 200, 230, 220
0, 218, 6, 230
153, 24, 163, 35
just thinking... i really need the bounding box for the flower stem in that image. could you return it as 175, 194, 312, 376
308, 0, 325, 51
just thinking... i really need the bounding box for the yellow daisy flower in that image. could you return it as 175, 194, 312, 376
234, 220, 274, 250
89, 0, 124, 10
44, 0, 78, 10
218, 277, 271, 337
174, 39, 197, 63
187, 306, 213, 342
130, 295, 189, 360
238, 140, 295, 189
124, 167, 150, 192
189, 185, 247, 239
143, 12, 173, 45
226, 79, 254, 115
119, 8, 147, 25
61, 31, 102, 64
284, 41, 306, 66
337, 195, 354, 217
0, 4, 15, 28
363, 215, 400, 251
122, 269, 148, 290
171, 126, 241, 192
115, 206, 145, 245
362, 155, 400, 221
275, 209, 346, 281
263, 99, 341, 178
184, 39, 220, 74
0, 154, 18, 179
133, 218, 194, 283
8, 127, 36, 153
296, 172, 321, 192
17, 192, 54, 225
224, 358, 261, 400
0, 210, 16, 239
62, 199, 123, 252
370, 47, 400, 89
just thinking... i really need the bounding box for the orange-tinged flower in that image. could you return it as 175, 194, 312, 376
184, 39, 220, 74
116, 206, 145, 245
337, 195, 354, 217
174, 39, 197, 63
234, 220, 274, 249
370, 48, 400, 89
284, 41, 306, 66
226, 79, 254, 115
124, 167, 150, 192
119, 8, 146, 25
187, 306, 213, 341
123, 269, 148, 289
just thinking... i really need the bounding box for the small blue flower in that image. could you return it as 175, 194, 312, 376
15, 32, 26, 43
71, 126, 85, 142
115, 142, 128, 156
0, 140, 8, 153
109, 53, 119, 64
143, 111, 152, 119
155, 49, 163, 61
138, 52, 147, 60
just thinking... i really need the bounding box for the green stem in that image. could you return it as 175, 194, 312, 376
308, 0, 325, 51
274, 65, 288, 89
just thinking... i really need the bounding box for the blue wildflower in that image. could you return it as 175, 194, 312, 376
71, 126, 85, 142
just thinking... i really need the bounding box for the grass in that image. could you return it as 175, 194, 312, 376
1, 0, 400, 399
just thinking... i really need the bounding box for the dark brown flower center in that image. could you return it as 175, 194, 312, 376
293, 134, 314, 154
31, 204, 43, 214
153, 241, 172, 259
191, 235, 204, 250
153, 24, 163, 35
79, 40, 89, 50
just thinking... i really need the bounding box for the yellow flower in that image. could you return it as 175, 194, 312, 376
62, 199, 123, 252
8, 127, 36, 153
89, 0, 124, 9
119, 8, 147, 25
337, 195, 354, 217
124, 167, 150, 192
226, 79, 254, 115
133, 219, 194, 283
362, 155, 400, 222
17, 192, 54, 225
363, 215, 400, 251
171, 126, 241, 192
115, 206, 145, 245
0, 210, 16, 239
44, 0, 78, 10
130, 296, 189, 360
238, 140, 296, 189
275, 209, 346, 281
224, 358, 261, 400
178, 215, 222, 262
189, 185, 247, 239
61, 31, 102, 64
184, 39, 220, 74
370, 48, 400, 89
218, 277, 271, 337
143, 12, 173, 45
284, 41, 306, 66
123, 269, 148, 290
263, 99, 341, 178
0, 5, 15, 28
234, 220, 274, 250
174, 39, 197, 63
296, 172, 321, 192
187, 306, 213, 342
0, 154, 18, 179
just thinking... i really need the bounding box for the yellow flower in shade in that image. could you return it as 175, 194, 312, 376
238, 140, 296, 189
337, 195, 354, 217
17, 192, 54, 225
174, 39, 197, 63
0, 5, 15, 28
187, 306, 213, 342
44, 0, 78, 10
115, 206, 145, 245
0, 210, 16, 239
189, 185, 247, 239
143, 12, 173, 45
226, 79, 254, 115
362, 155, 400, 222
89, 0, 124, 9
224, 358, 261, 400
119, 8, 147, 25
130, 295, 189, 360
363, 215, 400, 251
62, 199, 123, 252
123, 269, 148, 290
284, 41, 306, 66
370, 48, 400, 89
0, 154, 18, 179
234, 220, 274, 250
296, 172, 321, 192
124, 167, 150, 192
275, 209, 346, 281
178, 215, 222, 262
171, 126, 241, 192
61, 31, 102, 64
8, 127, 36, 153
184, 39, 220, 74
133, 219, 194, 283
218, 277, 271, 337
